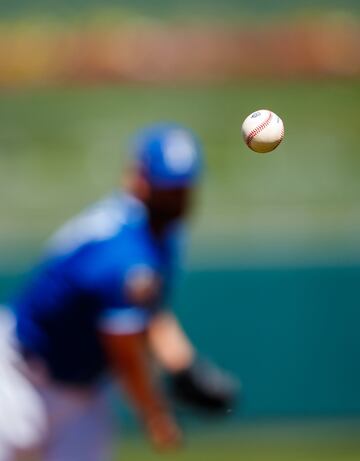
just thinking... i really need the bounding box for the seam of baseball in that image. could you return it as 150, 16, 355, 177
271, 125, 285, 149
246, 111, 273, 147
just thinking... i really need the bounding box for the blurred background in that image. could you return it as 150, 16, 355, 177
1, 0, 360, 460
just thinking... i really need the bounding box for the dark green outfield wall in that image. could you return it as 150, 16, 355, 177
175, 265, 360, 418
2, 264, 359, 419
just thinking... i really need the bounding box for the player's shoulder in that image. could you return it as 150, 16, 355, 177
45, 192, 146, 258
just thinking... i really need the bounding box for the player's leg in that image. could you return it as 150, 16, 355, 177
41, 384, 114, 461
0, 308, 47, 461
0, 308, 116, 461
0, 443, 12, 461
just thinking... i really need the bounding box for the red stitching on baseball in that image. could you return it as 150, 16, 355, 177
246, 111, 273, 146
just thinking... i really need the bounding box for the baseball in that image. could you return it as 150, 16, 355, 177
241, 109, 284, 153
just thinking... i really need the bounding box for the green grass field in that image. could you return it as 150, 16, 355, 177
118, 422, 360, 461
1, 81, 359, 267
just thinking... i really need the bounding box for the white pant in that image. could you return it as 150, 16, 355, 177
0, 309, 115, 461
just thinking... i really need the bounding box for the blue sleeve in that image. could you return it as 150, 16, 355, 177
96, 232, 162, 335
98, 306, 152, 335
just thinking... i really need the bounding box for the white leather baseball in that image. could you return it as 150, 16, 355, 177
241, 109, 284, 153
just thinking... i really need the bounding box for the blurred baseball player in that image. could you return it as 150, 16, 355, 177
0, 123, 237, 461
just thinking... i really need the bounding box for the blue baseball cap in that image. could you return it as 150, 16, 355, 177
131, 122, 203, 188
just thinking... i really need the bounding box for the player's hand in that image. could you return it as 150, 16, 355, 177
144, 411, 183, 451
169, 357, 239, 414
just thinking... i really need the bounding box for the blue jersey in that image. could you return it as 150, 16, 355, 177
14, 193, 183, 386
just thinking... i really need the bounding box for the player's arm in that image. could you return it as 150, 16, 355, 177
98, 265, 181, 450
147, 310, 195, 372
147, 311, 239, 413
100, 329, 181, 450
